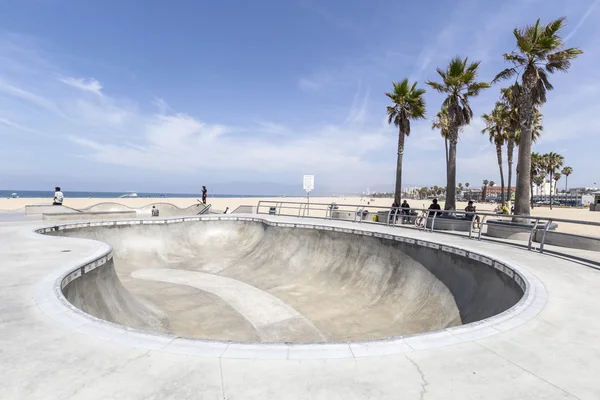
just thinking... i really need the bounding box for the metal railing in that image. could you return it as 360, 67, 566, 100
256, 200, 600, 256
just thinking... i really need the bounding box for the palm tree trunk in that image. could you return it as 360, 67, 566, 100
394, 128, 405, 205
549, 171, 553, 210
514, 72, 535, 218
530, 180, 534, 209
496, 143, 506, 206
445, 138, 457, 211
565, 175, 568, 191
444, 138, 449, 170
507, 138, 514, 204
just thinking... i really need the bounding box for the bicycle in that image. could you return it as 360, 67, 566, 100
414, 209, 428, 228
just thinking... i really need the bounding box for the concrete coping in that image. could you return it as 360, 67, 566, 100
33, 215, 547, 360
43, 210, 136, 216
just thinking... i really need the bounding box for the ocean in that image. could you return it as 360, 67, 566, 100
1, 190, 277, 199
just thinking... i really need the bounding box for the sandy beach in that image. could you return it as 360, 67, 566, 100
1, 195, 599, 236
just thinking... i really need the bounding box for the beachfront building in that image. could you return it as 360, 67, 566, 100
533, 192, 593, 207
532, 177, 557, 197
462, 189, 482, 202
402, 187, 421, 199
481, 185, 512, 202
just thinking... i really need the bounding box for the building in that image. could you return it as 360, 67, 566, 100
533, 192, 593, 207
481, 185, 511, 201
532, 177, 557, 197
462, 189, 483, 201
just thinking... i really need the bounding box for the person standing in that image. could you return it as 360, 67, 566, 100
53, 187, 64, 205
401, 199, 411, 224
151, 206, 159, 217
201, 186, 207, 204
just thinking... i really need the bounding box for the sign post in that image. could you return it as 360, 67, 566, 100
303, 175, 314, 216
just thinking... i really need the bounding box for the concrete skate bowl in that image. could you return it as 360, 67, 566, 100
80, 202, 210, 217
42, 217, 530, 347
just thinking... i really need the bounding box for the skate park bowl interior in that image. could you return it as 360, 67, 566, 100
41, 216, 528, 345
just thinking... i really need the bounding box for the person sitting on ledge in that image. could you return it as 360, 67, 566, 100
465, 200, 481, 229
53, 187, 63, 206
151, 206, 159, 217
428, 198, 441, 217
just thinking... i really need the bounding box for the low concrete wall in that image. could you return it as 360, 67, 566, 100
26, 204, 79, 215
426, 217, 472, 232
43, 210, 137, 221
534, 230, 600, 252
486, 220, 536, 241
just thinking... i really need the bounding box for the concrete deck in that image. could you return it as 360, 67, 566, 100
0, 215, 599, 399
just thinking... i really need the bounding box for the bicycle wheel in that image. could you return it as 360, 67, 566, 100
414, 216, 423, 227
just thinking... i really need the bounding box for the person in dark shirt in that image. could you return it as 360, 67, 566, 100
428, 198, 441, 217
201, 186, 207, 204
390, 201, 399, 223
464, 200, 480, 228
401, 200, 411, 223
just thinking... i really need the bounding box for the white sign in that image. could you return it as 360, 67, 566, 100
303, 175, 314, 192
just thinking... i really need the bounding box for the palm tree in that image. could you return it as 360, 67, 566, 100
386, 79, 427, 205
494, 17, 582, 217
543, 152, 564, 210
533, 173, 546, 194
482, 104, 508, 205
561, 166, 573, 191
530, 152, 544, 207
553, 172, 562, 196
427, 57, 490, 210
516, 108, 544, 204
483, 179, 489, 201
432, 107, 450, 169
499, 84, 519, 203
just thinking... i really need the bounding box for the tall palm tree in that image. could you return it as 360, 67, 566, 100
432, 107, 450, 169
515, 107, 544, 203
427, 57, 490, 210
482, 104, 508, 205
561, 166, 573, 191
554, 172, 562, 194
483, 179, 489, 201
386, 79, 427, 205
499, 84, 519, 202
543, 152, 564, 210
530, 152, 543, 207
494, 17, 582, 217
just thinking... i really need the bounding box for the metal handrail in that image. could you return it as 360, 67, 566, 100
256, 200, 600, 255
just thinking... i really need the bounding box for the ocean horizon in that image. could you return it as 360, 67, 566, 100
0, 190, 288, 199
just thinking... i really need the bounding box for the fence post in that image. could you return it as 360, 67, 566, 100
539, 219, 552, 254
528, 218, 539, 251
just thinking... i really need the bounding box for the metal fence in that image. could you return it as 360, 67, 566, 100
256, 200, 600, 256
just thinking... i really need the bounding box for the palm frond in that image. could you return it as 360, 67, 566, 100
542, 17, 567, 38
426, 81, 446, 93
493, 67, 517, 83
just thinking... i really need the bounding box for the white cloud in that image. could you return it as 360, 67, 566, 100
565, 0, 600, 42
345, 85, 370, 124
60, 77, 104, 96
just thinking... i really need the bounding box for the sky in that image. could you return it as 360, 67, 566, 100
0, 0, 598, 195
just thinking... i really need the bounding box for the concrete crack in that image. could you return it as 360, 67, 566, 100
406, 355, 429, 400
63, 350, 151, 398
219, 357, 226, 399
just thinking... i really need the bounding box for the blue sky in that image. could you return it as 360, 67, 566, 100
0, 0, 598, 195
